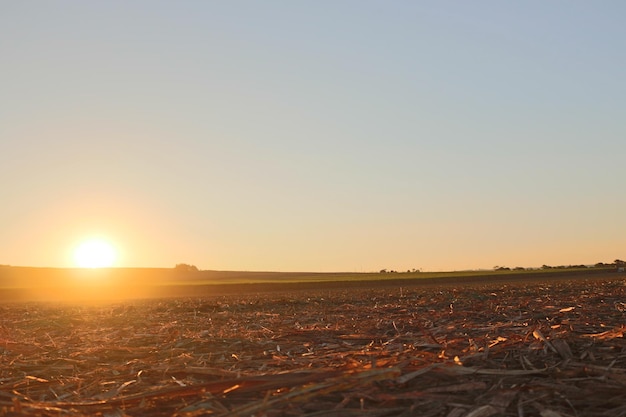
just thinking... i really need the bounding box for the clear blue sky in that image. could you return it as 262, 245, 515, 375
2, 1, 625, 271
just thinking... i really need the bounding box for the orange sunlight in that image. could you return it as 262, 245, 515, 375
73, 238, 117, 268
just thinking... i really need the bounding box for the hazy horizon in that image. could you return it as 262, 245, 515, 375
2, 2, 625, 272
0, 260, 617, 274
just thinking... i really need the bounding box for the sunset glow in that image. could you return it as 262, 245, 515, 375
2, 3, 625, 272
73, 239, 117, 268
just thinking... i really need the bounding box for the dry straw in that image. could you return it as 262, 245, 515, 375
1, 276, 625, 416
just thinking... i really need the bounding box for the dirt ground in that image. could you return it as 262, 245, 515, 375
1, 274, 625, 416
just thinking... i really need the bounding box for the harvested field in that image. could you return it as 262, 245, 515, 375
1, 276, 625, 416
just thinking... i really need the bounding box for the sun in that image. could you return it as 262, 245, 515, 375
73, 239, 117, 268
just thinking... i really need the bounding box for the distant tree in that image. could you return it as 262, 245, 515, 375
614, 259, 625, 266
379, 269, 388, 274
175, 263, 199, 273
541, 265, 552, 270
513, 267, 525, 271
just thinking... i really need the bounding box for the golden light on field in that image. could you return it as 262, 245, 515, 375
73, 238, 117, 268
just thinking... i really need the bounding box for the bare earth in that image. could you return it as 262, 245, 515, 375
1, 274, 625, 416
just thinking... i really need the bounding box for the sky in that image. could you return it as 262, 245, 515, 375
1, 1, 625, 272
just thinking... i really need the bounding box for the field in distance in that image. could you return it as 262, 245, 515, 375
0, 265, 617, 302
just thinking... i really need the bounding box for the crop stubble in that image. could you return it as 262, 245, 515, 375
1, 276, 625, 416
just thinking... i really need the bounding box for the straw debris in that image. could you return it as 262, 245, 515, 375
1, 276, 625, 416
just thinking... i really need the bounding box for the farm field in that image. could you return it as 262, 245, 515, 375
0, 266, 614, 302
1, 274, 625, 416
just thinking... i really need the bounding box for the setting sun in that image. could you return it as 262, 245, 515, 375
73, 239, 117, 268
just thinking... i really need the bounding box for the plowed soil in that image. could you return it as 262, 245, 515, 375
1, 274, 625, 416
